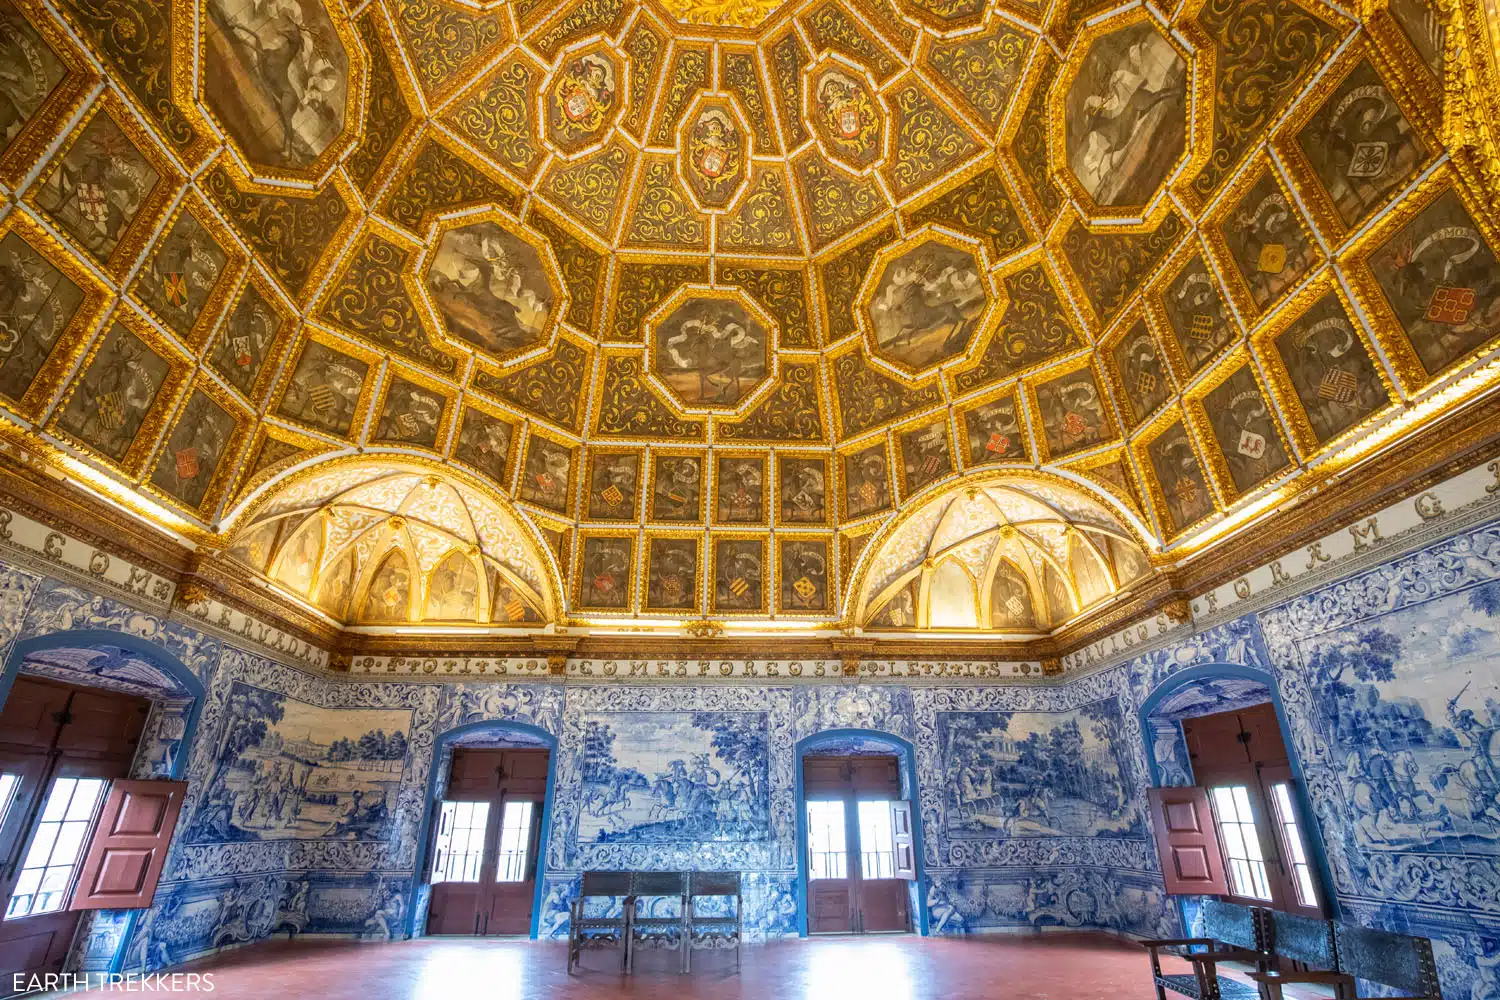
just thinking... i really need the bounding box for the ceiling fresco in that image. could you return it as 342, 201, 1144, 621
0, 0, 1496, 635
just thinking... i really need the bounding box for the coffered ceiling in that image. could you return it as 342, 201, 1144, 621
0, 0, 1497, 639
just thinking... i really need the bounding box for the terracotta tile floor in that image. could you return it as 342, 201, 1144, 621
162, 932, 1238, 1000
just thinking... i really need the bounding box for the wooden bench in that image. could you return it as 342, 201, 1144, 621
568, 870, 744, 976
1251, 922, 1443, 999
1141, 899, 1271, 1000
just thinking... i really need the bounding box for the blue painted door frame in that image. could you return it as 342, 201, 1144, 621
407, 720, 560, 940
793, 729, 930, 937
1137, 660, 1341, 924
0, 630, 206, 974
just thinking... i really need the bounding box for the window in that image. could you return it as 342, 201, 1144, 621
1211, 785, 1272, 901
494, 801, 533, 883
430, 801, 490, 884
856, 800, 897, 879
0, 773, 21, 831
806, 800, 847, 880
1270, 782, 1319, 908
6, 777, 107, 919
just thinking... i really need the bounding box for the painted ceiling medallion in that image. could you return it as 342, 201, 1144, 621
804, 56, 885, 174
421, 212, 567, 365
860, 228, 1001, 378
199, 0, 358, 175
543, 41, 626, 157
648, 286, 775, 413
655, 0, 794, 29
680, 97, 750, 212
1059, 13, 1190, 215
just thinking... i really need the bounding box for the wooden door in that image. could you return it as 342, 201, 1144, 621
70, 780, 187, 910
1147, 786, 1230, 895
803, 755, 912, 934
0, 678, 149, 980
426, 748, 548, 936
1182, 702, 1327, 915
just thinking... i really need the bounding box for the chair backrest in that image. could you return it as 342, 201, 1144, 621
1334, 924, 1441, 998
579, 871, 633, 897
689, 871, 741, 897
630, 870, 687, 896
1266, 909, 1336, 969
1199, 899, 1266, 953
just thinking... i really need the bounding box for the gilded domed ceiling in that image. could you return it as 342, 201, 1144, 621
0, 0, 1497, 635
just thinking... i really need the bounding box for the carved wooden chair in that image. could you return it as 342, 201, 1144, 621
626, 871, 689, 973
685, 871, 742, 973
1251, 922, 1443, 999
566, 871, 633, 974
1141, 899, 1272, 1000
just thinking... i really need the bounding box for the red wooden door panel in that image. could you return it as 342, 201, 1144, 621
53, 691, 150, 761
70, 780, 187, 910
890, 800, 916, 880
0, 680, 70, 751
1148, 786, 1230, 895
858, 880, 908, 932
809, 880, 852, 933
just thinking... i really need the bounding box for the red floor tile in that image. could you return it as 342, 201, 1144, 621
158, 932, 1219, 1000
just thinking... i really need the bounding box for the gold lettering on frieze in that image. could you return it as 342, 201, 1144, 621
1270, 560, 1291, 585
1234, 577, 1251, 600
1348, 517, 1381, 552
127, 566, 150, 593
1415, 492, 1445, 520
0, 509, 11, 541
1488, 460, 1500, 494
1203, 592, 1219, 613
88, 551, 109, 576
1305, 541, 1330, 569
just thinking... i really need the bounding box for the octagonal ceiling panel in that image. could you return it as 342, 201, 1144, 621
542, 41, 628, 160
860, 228, 1000, 380
422, 212, 568, 364
1055, 10, 1195, 222
648, 287, 775, 412
6, 0, 1500, 635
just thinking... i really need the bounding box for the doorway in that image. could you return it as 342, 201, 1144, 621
1180, 702, 1326, 917
0, 677, 150, 979
802, 754, 915, 934
426, 748, 548, 936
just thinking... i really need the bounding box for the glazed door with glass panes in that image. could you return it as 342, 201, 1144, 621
1181, 703, 1325, 918
0, 678, 150, 979
803, 755, 915, 934
427, 748, 547, 936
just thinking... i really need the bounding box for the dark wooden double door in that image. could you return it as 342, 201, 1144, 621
0, 678, 150, 978
427, 748, 547, 936
1150, 702, 1326, 918
804, 754, 915, 934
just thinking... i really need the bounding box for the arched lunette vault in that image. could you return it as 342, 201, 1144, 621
221, 458, 559, 629
221, 458, 1152, 634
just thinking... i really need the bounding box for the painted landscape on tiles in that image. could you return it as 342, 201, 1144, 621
576, 711, 770, 844
938, 702, 1144, 839
186, 682, 411, 844
1298, 581, 1500, 853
